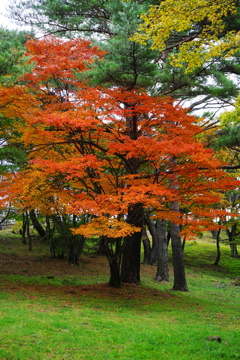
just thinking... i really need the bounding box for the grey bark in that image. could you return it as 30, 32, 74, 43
142, 226, 151, 264
213, 228, 221, 265
121, 203, 144, 284
146, 216, 158, 265
169, 164, 188, 291
155, 219, 170, 282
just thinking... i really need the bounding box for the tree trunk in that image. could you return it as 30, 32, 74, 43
169, 158, 188, 291
67, 234, 85, 265
26, 211, 32, 251
211, 230, 218, 240
68, 234, 85, 265
226, 225, 239, 258
142, 227, 151, 264
29, 210, 46, 238
155, 219, 169, 282
45, 215, 56, 257
51, 215, 83, 265
102, 237, 123, 288
97, 236, 107, 255
230, 243, 239, 258
213, 229, 221, 265
121, 203, 144, 284
108, 258, 121, 288
182, 236, 186, 251
146, 216, 158, 265
121, 231, 142, 284
121, 109, 144, 284
21, 212, 27, 244
170, 221, 188, 291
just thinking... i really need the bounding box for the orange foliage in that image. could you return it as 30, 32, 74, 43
0, 36, 238, 238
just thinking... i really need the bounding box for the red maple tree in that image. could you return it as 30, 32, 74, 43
0, 36, 237, 289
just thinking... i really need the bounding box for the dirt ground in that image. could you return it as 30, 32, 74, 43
0, 235, 109, 277
0, 234, 172, 301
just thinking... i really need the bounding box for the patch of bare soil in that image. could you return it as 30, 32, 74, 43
0, 235, 174, 301
0, 281, 173, 303
0, 236, 109, 277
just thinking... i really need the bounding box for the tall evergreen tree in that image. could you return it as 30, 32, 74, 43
0, 27, 33, 173
8, 0, 240, 115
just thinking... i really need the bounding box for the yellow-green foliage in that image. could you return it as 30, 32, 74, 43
131, 0, 240, 72
220, 93, 240, 125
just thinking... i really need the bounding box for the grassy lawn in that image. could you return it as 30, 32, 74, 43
0, 233, 239, 359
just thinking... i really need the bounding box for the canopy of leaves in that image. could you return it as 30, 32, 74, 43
132, 0, 240, 72
7, 0, 240, 117
0, 36, 237, 238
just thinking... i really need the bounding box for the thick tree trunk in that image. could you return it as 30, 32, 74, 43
29, 209, 46, 238
226, 225, 239, 258
170, 221, 188, 291
121, 109, 144, 284
121, 231, 142, 284
121, 203, 144, 284
155, 219, 169, 282
169, 163, 188, 291
108, 257, 121, 288
102, 237, 123, 288
107, 255, 121, 288
230, 243, 239, 258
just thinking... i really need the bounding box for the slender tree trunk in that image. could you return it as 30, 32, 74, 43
29, 209, 46, 238
67, 235, 85, 265
26, 211, 32, 251
213, 229, 221, 265
73, 234, 85, 264
121, 203, 144, 284
142, 227, 151, 264
21, 213, 27, 244
97, 236, 107, 255
182, 236, 186, 251
51, 215, 81, 264
146, 216, 158, 265
46, 215, 56, 258
71, 215, 85, 264
155, 219, 169, 282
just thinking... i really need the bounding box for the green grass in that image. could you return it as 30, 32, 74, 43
0, 283, 239, 360
0, 233, 239, 360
